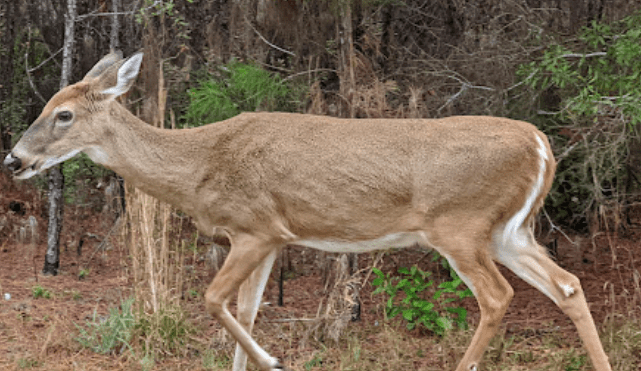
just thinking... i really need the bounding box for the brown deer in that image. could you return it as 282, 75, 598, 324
3, 52, 611, 371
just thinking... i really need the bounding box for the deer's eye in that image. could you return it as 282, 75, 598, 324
57, 111, 73, 123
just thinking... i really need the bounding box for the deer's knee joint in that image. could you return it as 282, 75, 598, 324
205, 292, 226, 316
556, 274, 582, 299
504, 283, 515, 303
237, 313, 254, 330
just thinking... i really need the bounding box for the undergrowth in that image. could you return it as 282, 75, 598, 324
518, 10, 641, 230
75, 298, 136, 355
75, 297, 195, 363
371, 258, 473, 336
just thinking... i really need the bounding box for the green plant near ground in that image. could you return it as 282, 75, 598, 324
202, 349, 230, 370
517, 10, 641, 229
184, 62, 301, 126
134, 303, 194, 358
17, 357, 42, 369
78, 268, 90, 280
371, 258, 473, 336
75, 297, 135, 355
31, 285, 51, 299
304, 353, 325, 370
601, 317, 641, 371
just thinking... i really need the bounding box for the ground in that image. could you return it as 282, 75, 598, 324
1, 171, 640, 371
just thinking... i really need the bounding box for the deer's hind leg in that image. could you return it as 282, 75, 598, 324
492, 226, 611, 371
429, 219, 515, 371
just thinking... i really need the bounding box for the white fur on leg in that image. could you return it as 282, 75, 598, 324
232, 251, 278, 371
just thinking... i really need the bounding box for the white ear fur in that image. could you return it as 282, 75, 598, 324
100, 53, 144, 97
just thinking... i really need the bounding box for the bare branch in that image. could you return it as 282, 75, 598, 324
561, 51, 607, 58
24, 27, 47, 104
245, 18, 296, 57
27, 48, 63, 74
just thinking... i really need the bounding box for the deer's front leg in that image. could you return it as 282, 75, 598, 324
233, 250, 278, 371
204, 233, 284, 371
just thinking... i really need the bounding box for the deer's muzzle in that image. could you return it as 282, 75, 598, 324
3, 153, 22, 173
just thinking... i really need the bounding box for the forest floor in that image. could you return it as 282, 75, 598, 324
1, 171, 640, 371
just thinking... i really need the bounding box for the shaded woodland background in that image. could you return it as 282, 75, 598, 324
3, 0, 641, 232
2, 1, 641, 370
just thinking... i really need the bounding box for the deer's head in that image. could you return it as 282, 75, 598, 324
3, 52, 143, 179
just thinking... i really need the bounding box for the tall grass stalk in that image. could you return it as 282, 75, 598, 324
123, 60, 192, 358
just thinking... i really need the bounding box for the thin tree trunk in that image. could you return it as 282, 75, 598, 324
338, 0, 361, 320
0, 0, 17, 152
110, 0, 126, 217
339, 0, 355, 118
110, 0, 120, 51
43, 0, 76, 275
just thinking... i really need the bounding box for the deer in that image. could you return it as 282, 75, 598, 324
3, 52, 612, 371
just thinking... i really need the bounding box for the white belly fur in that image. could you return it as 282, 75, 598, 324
294, 232, 429, 253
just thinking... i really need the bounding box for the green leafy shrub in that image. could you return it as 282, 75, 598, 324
372, 260, 473, 336
184, 62, 300, 126
517, 11, 641, 230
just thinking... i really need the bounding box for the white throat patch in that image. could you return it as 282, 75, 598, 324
84, 146, 110, 165
41, 149, 82, 171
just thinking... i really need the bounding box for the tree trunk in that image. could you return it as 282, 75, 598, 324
339, 0, 355, 118
110, 0, 121, 51
337, 0, 361, 320
43, 0, 76, 276
0, 0, 17, 153
43, 169, 64, 275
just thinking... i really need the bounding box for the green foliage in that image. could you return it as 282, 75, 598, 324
371, 259, 473, 336
31, 285, 52, 299
517, 11, 641, 229
184, 62, 299, 126
75, 298, 135, 355
519, 11, 641, 125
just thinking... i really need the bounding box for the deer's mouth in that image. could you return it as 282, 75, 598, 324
3, 153, 40, 179
13, 162, 40, 180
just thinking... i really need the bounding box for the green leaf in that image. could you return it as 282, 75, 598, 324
372, 267, 384, 278
435, 317, 453, 331
371, 277, 384, 287
402, 309, 415, 321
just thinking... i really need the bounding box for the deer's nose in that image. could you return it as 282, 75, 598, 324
3, 153, 22, 172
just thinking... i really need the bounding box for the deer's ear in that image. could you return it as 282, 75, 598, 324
82, 50, 124, 81
95, 53, 144, 99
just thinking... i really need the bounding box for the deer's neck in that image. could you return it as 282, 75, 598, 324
93, 104, 210, 215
